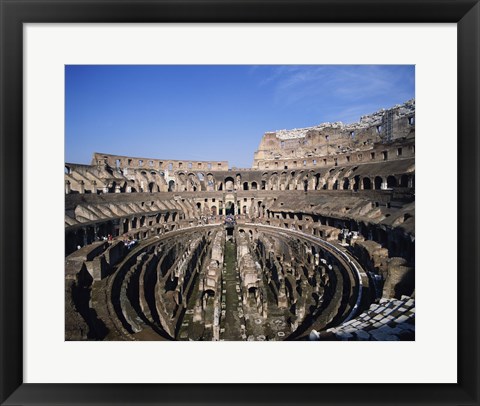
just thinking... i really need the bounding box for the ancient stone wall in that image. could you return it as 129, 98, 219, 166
91, 152, 229, 171
253, 99, 415, 169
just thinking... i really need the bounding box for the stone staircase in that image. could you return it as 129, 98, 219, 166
313, 295, 415, 341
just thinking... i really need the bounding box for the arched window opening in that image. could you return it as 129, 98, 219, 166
314, 174, 321, 190
363, 177, 372, 190
400, 174, 409, 187
353, 175, 360, 191
387, 176, 397, 188
225, 177, 234, 191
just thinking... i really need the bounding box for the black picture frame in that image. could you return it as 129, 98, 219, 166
1, 1, 478, 405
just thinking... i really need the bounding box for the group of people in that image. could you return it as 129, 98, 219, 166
224, 214, 236, 226
339, 229, 360, 244
122, 235, 137, 250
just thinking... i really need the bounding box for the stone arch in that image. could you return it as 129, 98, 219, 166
279, 172, 288, 190
269, 172, 279, 190
224, 176, 235, 191
235, 173, 242, 189
400, 174, 409, 187
387, 175, 397, 188
349, 175, 359, 191
187, 173, 199, 192
206, 173, 215, 191
287, 171, 297, 190
148, 182, 157, 193
313, 173, 321, 190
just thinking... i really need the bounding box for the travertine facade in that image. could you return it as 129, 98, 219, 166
65, 100, 415, 341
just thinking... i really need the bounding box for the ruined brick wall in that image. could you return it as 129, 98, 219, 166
253, 99, 415, 169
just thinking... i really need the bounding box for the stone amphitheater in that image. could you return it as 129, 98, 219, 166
65, 99, 415, 341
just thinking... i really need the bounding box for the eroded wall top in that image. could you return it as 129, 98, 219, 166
253, 99, 415, 167
91, 152, 229, 171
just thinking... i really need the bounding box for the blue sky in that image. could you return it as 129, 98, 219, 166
65, 65, 414, 168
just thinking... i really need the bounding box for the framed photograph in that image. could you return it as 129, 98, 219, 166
1, 0, 478, 405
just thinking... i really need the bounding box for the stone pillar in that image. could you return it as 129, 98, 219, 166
65, 181, 71, 194
91, 182, 97, 194
103, 186, 109, 194
115, 185, 121, 193
82, 227, 88, 246
79, 181, 85, 194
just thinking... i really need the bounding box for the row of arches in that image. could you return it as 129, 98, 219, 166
65, 211, 179, 255
66, 167, 414, 195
